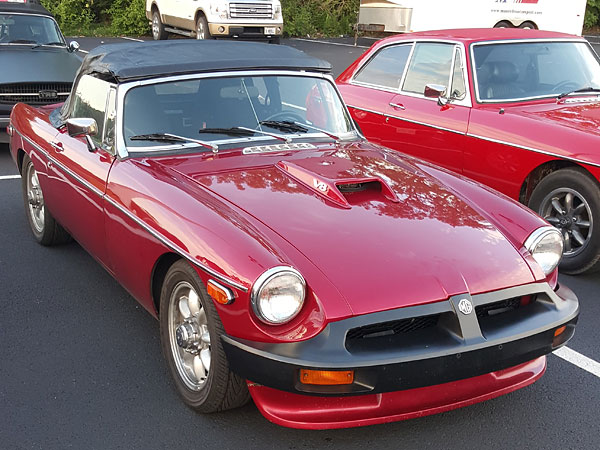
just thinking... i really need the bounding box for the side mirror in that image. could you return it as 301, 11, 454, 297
68, 40, 80, 53
424, 84, 448, 106
66, 118, 98, 152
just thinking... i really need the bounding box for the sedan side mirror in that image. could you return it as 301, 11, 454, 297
68, 40, 80, 53
66, 118, 98, 152
424, 84, 448, 106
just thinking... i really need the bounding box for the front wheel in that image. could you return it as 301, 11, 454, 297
529, 168, 600, 274
195, 15, 210, 40
159, 260, 249, 412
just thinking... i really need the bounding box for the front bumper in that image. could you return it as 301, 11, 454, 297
208, 22, 283, 38
223, 282, 577, 398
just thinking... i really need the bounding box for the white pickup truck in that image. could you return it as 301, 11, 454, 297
146, 0, 283, 43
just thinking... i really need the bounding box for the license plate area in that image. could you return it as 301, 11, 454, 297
264, 27, 277, 35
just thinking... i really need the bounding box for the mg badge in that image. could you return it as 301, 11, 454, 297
458, 298, 473, 315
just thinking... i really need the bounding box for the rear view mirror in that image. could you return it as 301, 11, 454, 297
66, 118, 98, 153
68, 40, 80, 53
424, 84, 448, 106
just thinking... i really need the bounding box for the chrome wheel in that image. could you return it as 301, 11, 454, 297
168, 281, 211, 391
152, 13, 160, 40
26, 162, 44, 233
539, 188, 593, 257
196, 17, 207, 39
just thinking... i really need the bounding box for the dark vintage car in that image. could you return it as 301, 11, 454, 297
9, 40, 578, 429
337, 28, 600, 275
0, 1, 81, 142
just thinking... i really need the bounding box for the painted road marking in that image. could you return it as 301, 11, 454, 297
120, 36, 144, 42
291, 38, 369, 49
0, 175, 20, 180
554, 346, 600, 378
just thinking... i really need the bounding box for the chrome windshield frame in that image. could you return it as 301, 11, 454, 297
469, 38, 595, 104
115, 70, 359, 159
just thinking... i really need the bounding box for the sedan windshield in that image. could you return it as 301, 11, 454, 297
473, 41, 600, 102
0, 13, 64, 45
123, 75, 355, 148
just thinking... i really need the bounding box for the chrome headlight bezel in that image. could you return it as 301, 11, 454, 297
524, 226, 564, 276
251, 266, 306, 325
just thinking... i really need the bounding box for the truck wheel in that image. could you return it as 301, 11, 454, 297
21, 154, 71, 246
159, 260, 250, 412
528, 168, 600, 274
152, 10, 168, 40
494, 21, 514, 28
195, 15, 211, 40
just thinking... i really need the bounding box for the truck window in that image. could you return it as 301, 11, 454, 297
353, 44, 412, 90
402, 42, 454, 95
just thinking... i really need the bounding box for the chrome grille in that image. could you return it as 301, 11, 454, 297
229, 2, 273, 19
0, 83, 72, 105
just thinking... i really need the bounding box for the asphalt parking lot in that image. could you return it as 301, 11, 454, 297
1, 36, 599, 449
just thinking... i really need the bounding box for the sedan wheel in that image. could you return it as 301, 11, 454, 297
529, 168, 600, 274
159, 260, 249, 412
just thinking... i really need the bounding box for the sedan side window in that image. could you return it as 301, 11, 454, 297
71, 75, 110, 147
402, 43, 454, 95
353, 44, 412, 90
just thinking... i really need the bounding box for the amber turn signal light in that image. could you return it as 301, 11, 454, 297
300, 369, 354, 385
554, 326, 566, 337
207, 280, 234, 305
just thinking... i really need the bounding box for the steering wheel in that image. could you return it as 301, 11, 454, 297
262, 111, 305, 124
552, 80, 580, 93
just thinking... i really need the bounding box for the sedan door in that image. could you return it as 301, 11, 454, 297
45, 75, 117, 266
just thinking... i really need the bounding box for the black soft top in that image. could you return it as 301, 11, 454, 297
0, 2, 52, 17
75, 40, 331, 83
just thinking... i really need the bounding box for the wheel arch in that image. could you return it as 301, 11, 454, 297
16, 148, 26, 174
151, 252, 183, 316
195, 8, 207, 23
150, 2, 159, 14
519, 160, 595, 205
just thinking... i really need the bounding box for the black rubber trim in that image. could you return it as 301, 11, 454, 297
222, 282, 578, 395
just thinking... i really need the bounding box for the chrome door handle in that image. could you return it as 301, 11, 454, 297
389, 102, 406, 110
50, 141, 63, 152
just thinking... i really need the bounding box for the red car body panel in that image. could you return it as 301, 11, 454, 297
337, 29, 600, 204
249, 356, 546, 429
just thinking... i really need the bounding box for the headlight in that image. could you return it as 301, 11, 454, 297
251, 267, 306, 324
273, 3, 282, 20
524, 226, 564, 275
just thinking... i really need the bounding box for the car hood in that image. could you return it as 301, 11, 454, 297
0, 47, 81, 84
163, 143, 537, 316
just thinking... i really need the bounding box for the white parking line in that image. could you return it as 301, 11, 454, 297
291, 38, 369, 49
0, 174, 20, 180
120, 37, 144, 42
554, 346, 600, 378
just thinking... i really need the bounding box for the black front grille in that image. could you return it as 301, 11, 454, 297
346, 314, 440, 341
476, 296, 534, 319
0, 83, 72, 104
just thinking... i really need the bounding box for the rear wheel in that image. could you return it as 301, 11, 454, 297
528, 168, 600, 274
21, 155, 70, 246
152, 10, 168, 40
195, 15, 210, 40
159, 260, 249, 412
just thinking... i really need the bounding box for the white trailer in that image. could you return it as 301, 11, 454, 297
356, 0, 587, 36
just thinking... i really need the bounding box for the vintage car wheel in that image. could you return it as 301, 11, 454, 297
529, 168, 600, 274
195, 15, 211, 40
152, 10, 168, 40
21, 155, 70, 246
159, 260, 249, 412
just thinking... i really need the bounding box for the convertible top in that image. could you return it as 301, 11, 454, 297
0, 2, 52, 17
74, 40, 332, 82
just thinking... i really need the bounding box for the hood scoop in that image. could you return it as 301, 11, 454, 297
276, 160, 399, 209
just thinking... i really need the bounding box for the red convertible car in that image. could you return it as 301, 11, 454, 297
9, 40, 578, 429
337, 28, 600, 275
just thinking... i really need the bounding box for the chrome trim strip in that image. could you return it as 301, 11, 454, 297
348, 104, 465, 136
466, 132, 600, 169
14, 127, 249, 292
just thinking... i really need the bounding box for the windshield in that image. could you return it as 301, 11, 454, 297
473, 41, 600, 102
123, 74, 355, 148
0, 13, 64, 45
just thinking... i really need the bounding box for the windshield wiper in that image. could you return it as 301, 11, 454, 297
260, 120, 308, 133
198, 127, 255, 137
129, 133, 218, 153
8, 39, 37, 44
31, 41, 65, 49
557, 87, 600, 100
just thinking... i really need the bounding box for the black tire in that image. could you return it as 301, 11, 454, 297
21, 154, 71, 246
518, 21, 536, 29
152, 10, 168, 40
195, 14, 211, 40
528, 167, 600, 274
159, 260, 250, 412
269, 37, 281, 44
494, 20, 514, 28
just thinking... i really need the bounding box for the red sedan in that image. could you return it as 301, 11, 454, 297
9, 40, 578, 429
337, 28, 600, 274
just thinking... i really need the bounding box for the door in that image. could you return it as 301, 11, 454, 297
45, 75, 116, 265
383, 42, 470, 174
